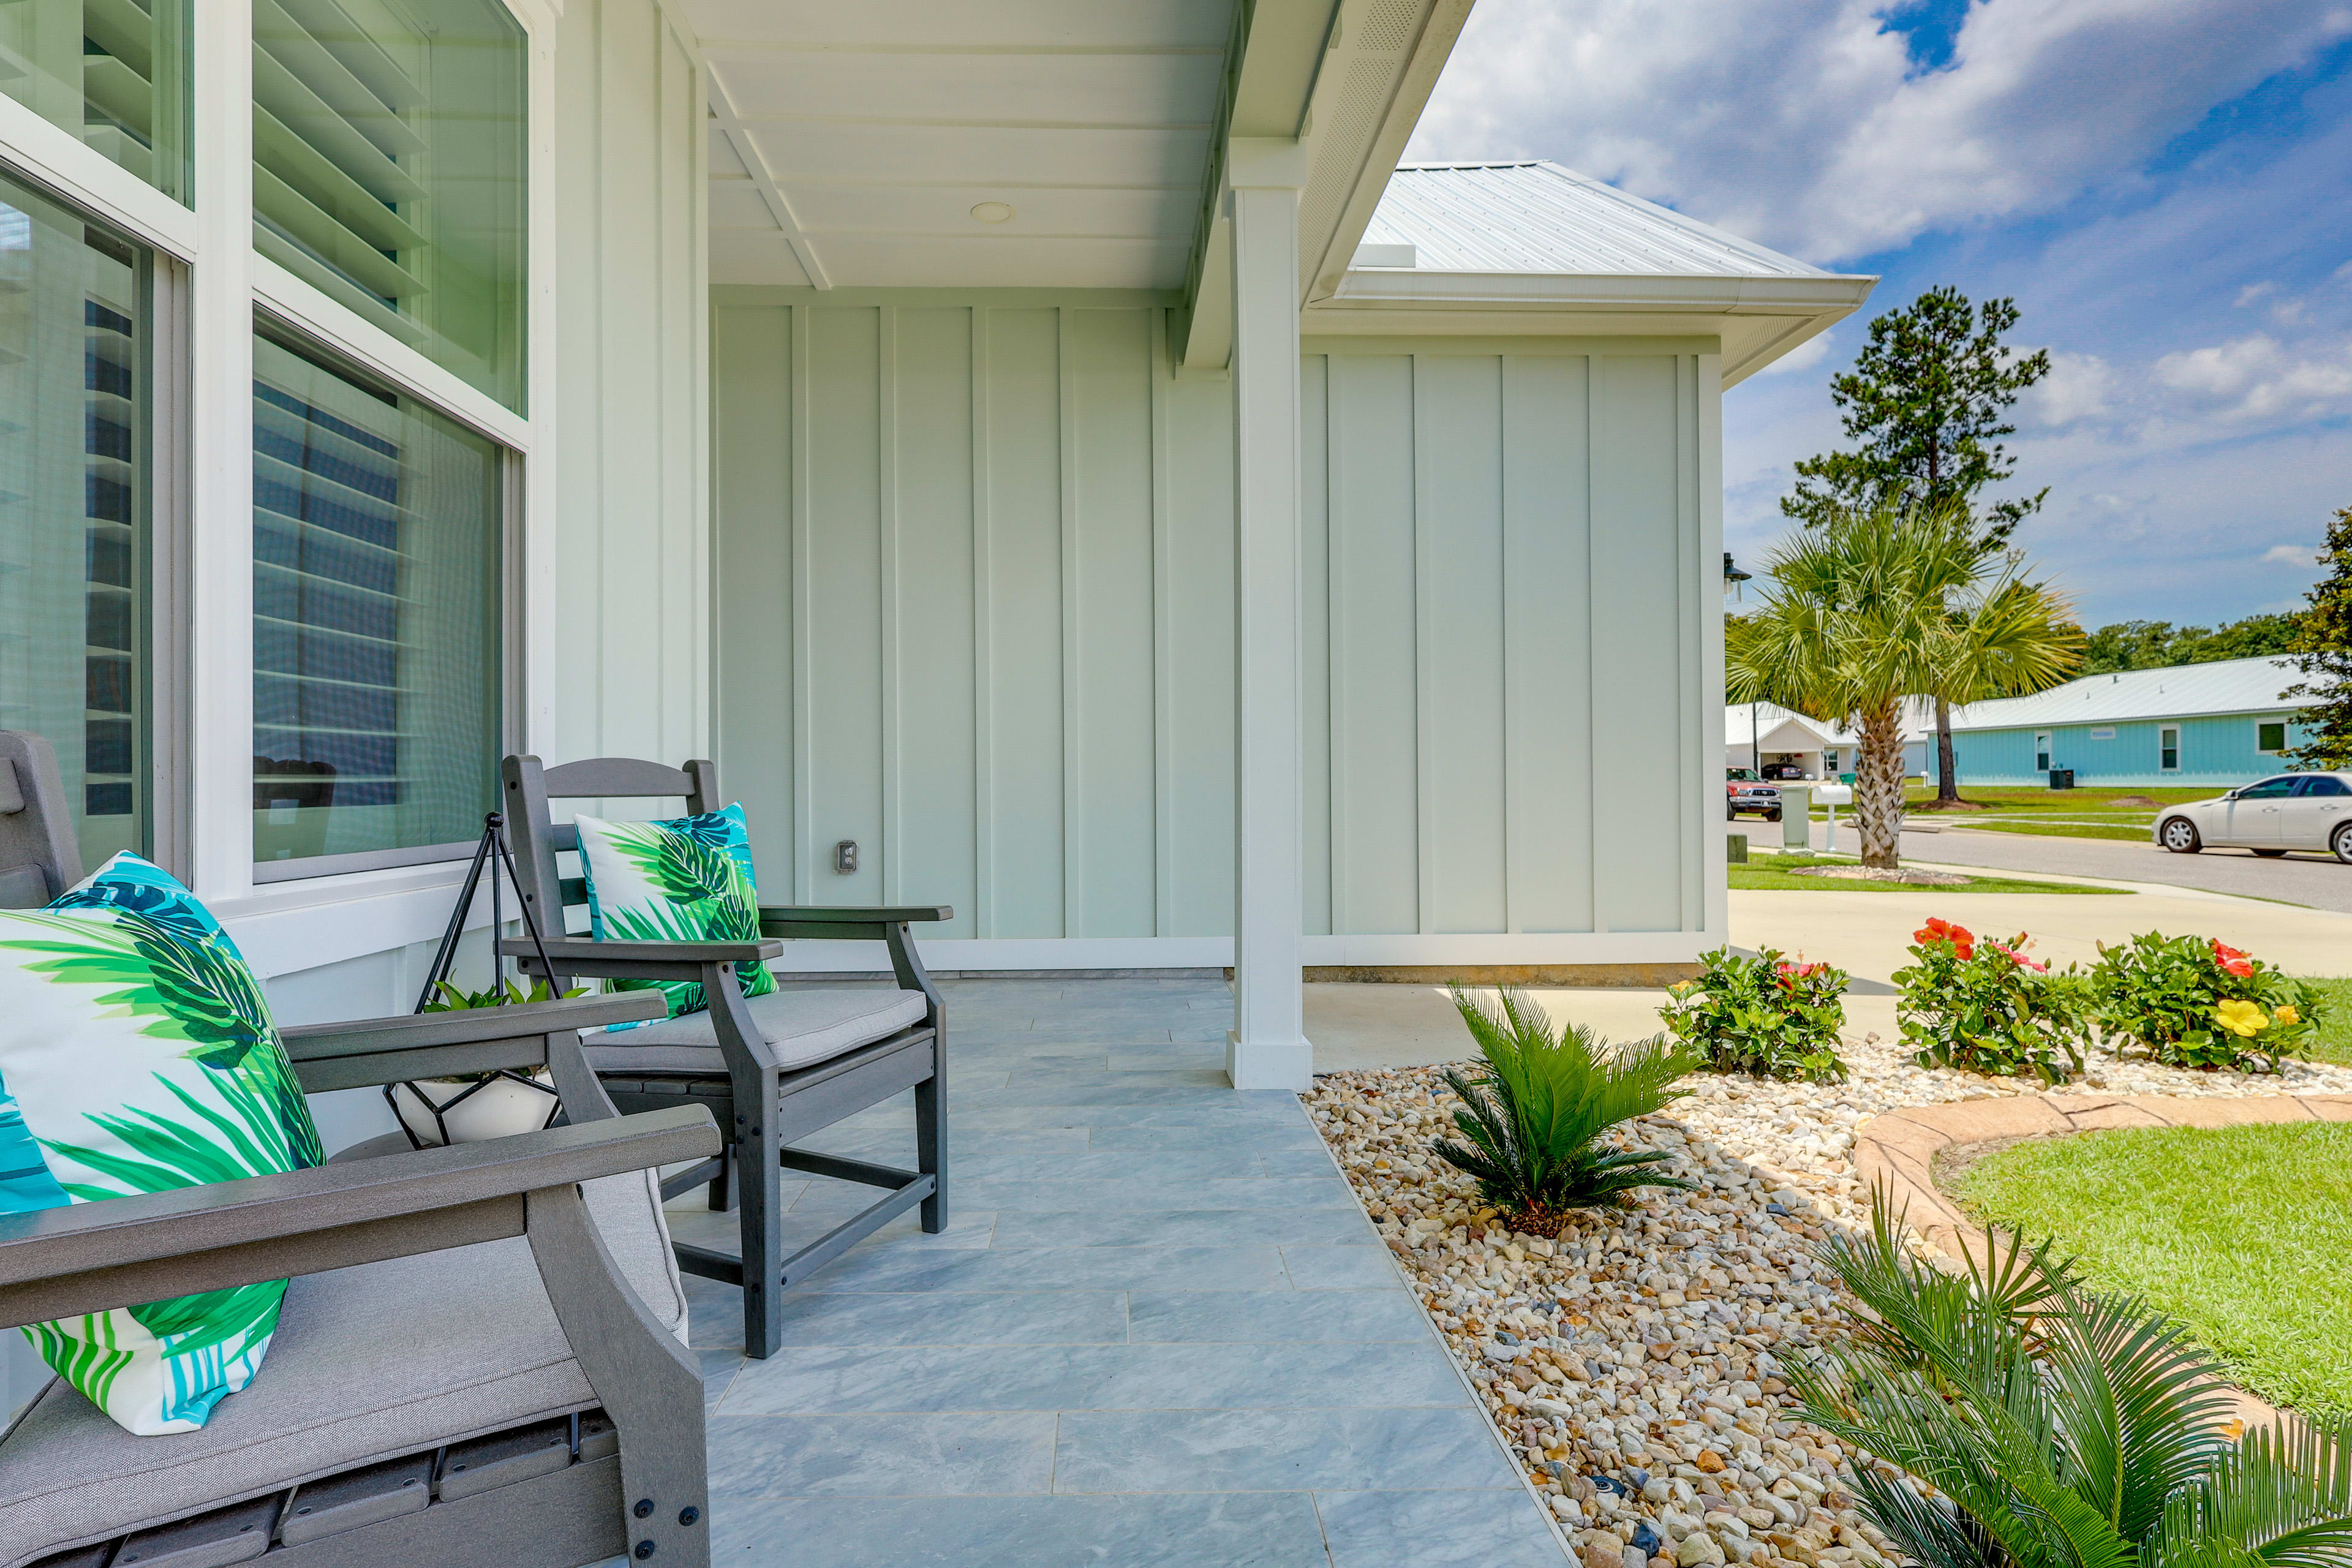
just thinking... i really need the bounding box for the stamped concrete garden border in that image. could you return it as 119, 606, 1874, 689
1855, 1091, 2352, 1262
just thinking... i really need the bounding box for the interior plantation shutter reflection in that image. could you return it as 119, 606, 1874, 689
249, 0, 526, 409
252, 330, 500, 870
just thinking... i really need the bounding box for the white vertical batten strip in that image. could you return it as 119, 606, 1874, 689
522, 4, 562, 762
1696, 353, 1728, 942
790, 302, 815, 902
1409, 352, 1436, 936
1585, 353, 1607, 935
1677, 353, 1703, 927
970, 307, 995, 938
1057, 306, 1084, 938
684, 21, 712, 763
878, 305, 903, 903
1149, 307, 1174, 938
1226, 138, 1310, 1092
189, 0, 255, 903
1324, 358, 1349, 937
1500, 355, 1523, 935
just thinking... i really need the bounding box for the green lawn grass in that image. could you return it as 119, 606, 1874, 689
1956, 1123, 2352, 1419
2296, 976, 2352, 1066
1728, 852, 2128, 894
1940, 819, 2158, 843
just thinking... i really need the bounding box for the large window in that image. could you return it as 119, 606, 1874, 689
0, 1, 190, 202
252, 0, 525, 410
252, 324, 502, 875
0, 170, 155, 870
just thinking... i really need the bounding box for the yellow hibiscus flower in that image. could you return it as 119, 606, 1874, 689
2214, 998, 2268, 1038
2274, 1004, 2300, 1026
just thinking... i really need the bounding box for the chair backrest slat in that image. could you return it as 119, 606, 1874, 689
0, 731, 83, 909
541, 756, 696, 801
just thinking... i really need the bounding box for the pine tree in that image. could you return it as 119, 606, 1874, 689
1782, 287, 2054, 805
2287, 505, 2352, 768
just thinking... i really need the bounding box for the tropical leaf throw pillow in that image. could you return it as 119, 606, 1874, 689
0, 852, 323, 1434
573, 802, 777, 1028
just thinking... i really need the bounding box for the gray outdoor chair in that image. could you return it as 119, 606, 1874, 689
500, 754, 951, 1360
0, 731, 723, 1568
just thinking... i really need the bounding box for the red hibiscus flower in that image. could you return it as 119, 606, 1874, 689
2211, 939, 2255, 978
1915, 918, 1973, 959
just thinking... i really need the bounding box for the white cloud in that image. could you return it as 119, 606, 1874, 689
2264, 543, 2317, 567
2028, 352, 2116, 427
1408, 0, 2352, 264
2153, 334, 2352, 419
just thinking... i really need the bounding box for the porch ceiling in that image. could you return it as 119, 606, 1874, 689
686, 0, 1237, 290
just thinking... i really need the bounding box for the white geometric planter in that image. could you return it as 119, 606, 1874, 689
386, 1071, 560, 1147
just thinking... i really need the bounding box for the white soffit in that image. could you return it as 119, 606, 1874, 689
1308, 161, 1879, 384
682, 0, 1237, 290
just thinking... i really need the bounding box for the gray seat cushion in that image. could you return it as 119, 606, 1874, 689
0, 1167, 684, 1564
584, 985, 927, 1076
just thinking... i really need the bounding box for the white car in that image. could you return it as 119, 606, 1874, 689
2153, 772, 2352, 862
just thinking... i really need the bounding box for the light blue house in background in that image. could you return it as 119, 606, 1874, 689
1948, 657, 2313, 788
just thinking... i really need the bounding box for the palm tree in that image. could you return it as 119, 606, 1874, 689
1793, 1206, 2352, 1568
1728, 501, 2081, 868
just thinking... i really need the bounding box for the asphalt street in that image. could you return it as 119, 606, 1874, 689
1800, 817, 2352, 913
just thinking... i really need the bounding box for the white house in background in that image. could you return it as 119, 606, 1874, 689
0, 0, 1871, 1125
1726, 703, 1931, 780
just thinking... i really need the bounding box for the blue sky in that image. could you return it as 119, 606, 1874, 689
1406, 0, 2352, 629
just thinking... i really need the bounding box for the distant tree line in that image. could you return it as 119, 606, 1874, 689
2079, 612, 2308, 676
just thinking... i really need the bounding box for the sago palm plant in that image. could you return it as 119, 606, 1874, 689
1792, 1203, 2352, 1568
1430, 986, 1698, 1236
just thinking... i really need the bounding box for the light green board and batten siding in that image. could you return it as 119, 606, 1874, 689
712, 290, 1724, 962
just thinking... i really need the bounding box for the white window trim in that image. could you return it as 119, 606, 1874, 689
2158, 726, 2180, 771
0, 0, 555, 933
0, 93, 200, 262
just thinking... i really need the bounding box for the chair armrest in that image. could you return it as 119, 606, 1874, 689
759, 905, 952, 932
280, 993, 667, 1059
0, 1106, 720, 1329
500, 936, 783, 970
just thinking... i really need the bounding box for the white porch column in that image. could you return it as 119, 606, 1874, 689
1226, 139, 1311, 1091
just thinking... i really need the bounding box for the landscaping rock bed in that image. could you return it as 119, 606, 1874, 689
1305, 1039, 2352, 1568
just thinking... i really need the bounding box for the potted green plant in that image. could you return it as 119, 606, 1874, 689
386, 976, 585, 1146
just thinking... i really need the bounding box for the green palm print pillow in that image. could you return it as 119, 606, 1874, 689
0, 852, 323, 1434
573, 802, 777, 1027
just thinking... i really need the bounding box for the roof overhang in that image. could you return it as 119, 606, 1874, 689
1174, 0, 1476, 372
1303, 268, 1878, 385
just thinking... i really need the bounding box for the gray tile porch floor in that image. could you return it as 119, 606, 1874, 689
662, 976, 1570, 1567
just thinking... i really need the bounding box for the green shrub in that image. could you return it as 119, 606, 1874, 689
2089, 930, 2324, 1072
1893, 917, 2093, 1084
1659, 945, 1849, 1082
1431, 986, 1698, 1237
1795, 1204, 2352, 1568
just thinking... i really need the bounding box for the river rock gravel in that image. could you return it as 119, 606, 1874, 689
1302, 1034, 2352, 1568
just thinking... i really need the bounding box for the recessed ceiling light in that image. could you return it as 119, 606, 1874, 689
970, 202, 1014, 224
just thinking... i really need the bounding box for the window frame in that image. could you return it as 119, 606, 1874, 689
2034, 731, 2052, 772
2256, 720, 2288, 755
0, 0, 556, 910
247, 309, 521, 884
2158, 725, 2180, 773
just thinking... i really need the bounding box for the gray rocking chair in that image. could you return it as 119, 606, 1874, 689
500, 754, 951, 1360
0, 731, 722, 1568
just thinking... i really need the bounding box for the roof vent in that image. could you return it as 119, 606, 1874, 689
1352, 242, 1415, 269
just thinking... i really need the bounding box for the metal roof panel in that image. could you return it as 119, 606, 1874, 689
1360, 162, 1834, 279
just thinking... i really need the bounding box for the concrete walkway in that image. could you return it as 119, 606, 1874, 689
674, 976, 1567, 1568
